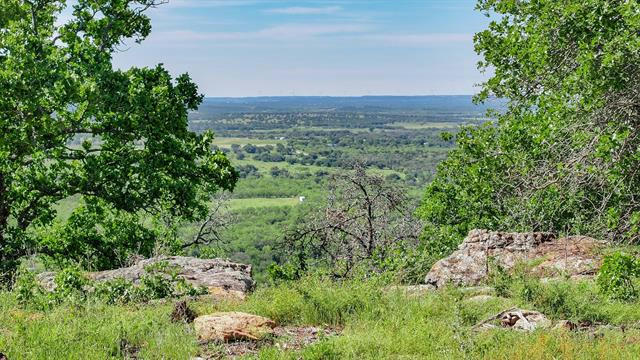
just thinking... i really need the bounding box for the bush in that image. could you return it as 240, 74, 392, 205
13, 265, 89, 309
267, 262, 301, 283
597, 252, 640, 301
13, 267, 46, 307
13, 261, 208, 308
51, 266, 90, 302
95, 278, 139, 305
487, 259, 513, 298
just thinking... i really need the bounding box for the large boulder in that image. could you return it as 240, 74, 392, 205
194, 312, 276, 342
38, 256, 254, 298
425, 229, 602, 288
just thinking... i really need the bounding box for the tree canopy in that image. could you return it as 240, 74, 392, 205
0, 0, 237, 279
420, 0, 640, 253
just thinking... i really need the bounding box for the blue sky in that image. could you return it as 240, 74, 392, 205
111, 0, 490, 96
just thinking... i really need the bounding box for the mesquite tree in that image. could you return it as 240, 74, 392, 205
0, 0, 237, 280
284, 166, 422, 278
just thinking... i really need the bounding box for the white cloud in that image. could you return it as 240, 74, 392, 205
154, 23, 371, 43
259, 23, 369, 37
266, 6, 342, 15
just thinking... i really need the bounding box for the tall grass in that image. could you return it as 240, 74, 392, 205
3, 274, 640, 359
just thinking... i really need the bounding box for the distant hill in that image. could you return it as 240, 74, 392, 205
194, 96, 505, 115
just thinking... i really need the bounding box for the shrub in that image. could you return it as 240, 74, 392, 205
487, 259, 513, 298
13, 261, 208, 308
95, 278, 139, 305
267, 262, 301, 283
51, 266, 90, 302
13, 267, 46, 307
597, 252, 640, 301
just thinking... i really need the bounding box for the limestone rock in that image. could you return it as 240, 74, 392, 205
37, 256, 255, 297
207, 286, 247, 301
474, 308, 551, 332
425, 229, 602, 288
194, 312, 276, 342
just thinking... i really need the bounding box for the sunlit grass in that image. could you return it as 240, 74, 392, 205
3, 276, 640, 359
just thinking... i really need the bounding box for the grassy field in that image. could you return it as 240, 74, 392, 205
232, 157, 404, 179
213, 137, 285, 148
3, 275, 640, 359
229, 197, 300, 210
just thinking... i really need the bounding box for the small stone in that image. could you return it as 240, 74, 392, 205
475, 308, 550, 332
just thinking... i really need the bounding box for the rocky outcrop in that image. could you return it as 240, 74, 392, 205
194, 312, 276, 342
425, 229, 603, 288
37, 256, 254, 297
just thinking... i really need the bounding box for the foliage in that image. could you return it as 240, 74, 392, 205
13, 261, 207, 308
93, 277, 139, 305
0, 0, 237, 282
13, 265, 89, 309
51, 265, 89, 301
13, 267, 45, 307
38, 200, 157, 271
484, 260, 607, 322
419, 0, 640, 257
266, 262, 301, 283
370, 244, 438, 284
598, 252, 640, 301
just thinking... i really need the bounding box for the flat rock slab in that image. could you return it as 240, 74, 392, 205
194, 312, 276, 342
425, 229, 603, 288
37, 256, 255, 297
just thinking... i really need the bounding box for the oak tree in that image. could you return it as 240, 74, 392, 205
0, 0, 237, 280
420, 0, 640, 254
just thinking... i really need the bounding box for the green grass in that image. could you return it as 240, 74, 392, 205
229, 197, 300, 210
4, 275, 640, 359
0, 295, 199, 359
52, 195, 82, 222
